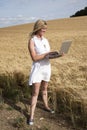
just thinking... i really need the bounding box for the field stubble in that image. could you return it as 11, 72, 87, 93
0, 16, 87, 128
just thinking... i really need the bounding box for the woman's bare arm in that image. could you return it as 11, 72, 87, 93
28, 39, 49, 62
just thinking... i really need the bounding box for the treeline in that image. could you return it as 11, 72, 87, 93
70, 7, 87, 17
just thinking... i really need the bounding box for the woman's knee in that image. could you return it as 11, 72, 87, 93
41, 88, 47, 95
32, 91, 39, 97
32, 83, 41, 97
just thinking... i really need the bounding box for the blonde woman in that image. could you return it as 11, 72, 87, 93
28, 19, 62, 125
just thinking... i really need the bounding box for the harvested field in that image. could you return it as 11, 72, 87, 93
0, 16, 87, 129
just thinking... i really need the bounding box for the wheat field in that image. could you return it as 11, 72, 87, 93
0, 16, 87, 128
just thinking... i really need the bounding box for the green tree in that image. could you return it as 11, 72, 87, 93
70, 7, 87, 17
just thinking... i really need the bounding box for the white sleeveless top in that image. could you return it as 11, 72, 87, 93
29, 36, 51, 85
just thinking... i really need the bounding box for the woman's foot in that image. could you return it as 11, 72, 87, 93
28, 119, 34, 125
44, 107, 55, 114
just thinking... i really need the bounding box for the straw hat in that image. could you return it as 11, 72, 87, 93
30, 19, 47, 38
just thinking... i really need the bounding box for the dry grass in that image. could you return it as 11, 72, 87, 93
0, 16, 87, 128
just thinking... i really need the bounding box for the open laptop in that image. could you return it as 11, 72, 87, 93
46, 40, 72, 59
59, 40, 72, 54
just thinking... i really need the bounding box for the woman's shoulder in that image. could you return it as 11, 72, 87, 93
31, 35, 39, 41
29, 36, 35, 43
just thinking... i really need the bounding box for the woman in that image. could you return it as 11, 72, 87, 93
28, 19, 61, 125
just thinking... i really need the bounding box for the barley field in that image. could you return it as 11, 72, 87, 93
0, 16, 87, 128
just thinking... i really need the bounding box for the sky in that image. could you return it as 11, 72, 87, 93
0, 0, 87, 28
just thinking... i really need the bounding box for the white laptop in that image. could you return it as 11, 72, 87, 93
59, 40, 72, 54
46, 40, 72, 59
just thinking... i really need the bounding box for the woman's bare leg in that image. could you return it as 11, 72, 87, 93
30, 83, 41, 120
41, 81, 50, 109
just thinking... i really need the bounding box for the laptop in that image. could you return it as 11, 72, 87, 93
59, 40, 72, 54
46, 40, 72, 59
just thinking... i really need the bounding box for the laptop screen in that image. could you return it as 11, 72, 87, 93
59, 40, 72, 54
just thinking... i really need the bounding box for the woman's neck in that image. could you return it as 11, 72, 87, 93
35, 34, 43, 40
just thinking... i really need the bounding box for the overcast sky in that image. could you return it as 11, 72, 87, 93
0, 0, 87, 28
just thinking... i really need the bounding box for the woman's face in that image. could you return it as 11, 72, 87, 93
37, 26, 47, 37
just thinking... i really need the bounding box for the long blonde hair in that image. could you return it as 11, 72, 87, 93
29, 19, 47, 39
